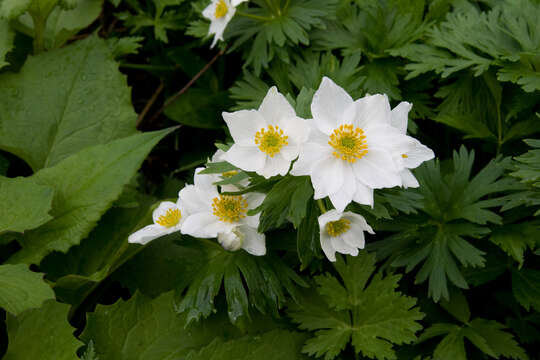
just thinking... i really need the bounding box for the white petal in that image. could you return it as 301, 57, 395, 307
366, 126, 414, 155
331, 237, 358, 257
341, 230, 365, 249
344, 212, 374, 234
224, 143, 266, 172
239, 225, 266, 256
152, 201, 179, 223
231, 0, 248, 5
328, 165, 356, 212
352, 182, 374, 206
128, 224, 169, 245
245, 192, 265, 209
318, 209, 343, 228
320, 233, 337, 262
353, 148, 402, 189
223, 109, 266, 146
311, 77, 353, 135
311, 156, 345, 199
337, 102, 358, 127
403, 140, 435, 169
178, 185, 214, 216
193, 167, 219, 190
354, 94, 392, 129
278, 117, 310, 161
290, 141, 332, 176
211, 149, 226, 162
181, 212, 232, 238
202, 2, 217, 19
258, 86, 296, 123
390, 101, 412, 134
258, 154, 290, 178
400, 169, 420, 188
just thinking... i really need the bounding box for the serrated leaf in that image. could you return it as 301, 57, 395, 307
184, 330, 308, 360
0, 35, 137, 171
0, 264, 55, 315
4, 299, 83, 359
257, 176, 314, 231
7, 129, 172, 265
512, 267, 540, 312
490, 222, 540, 267
0, 176, 53, 234
0, 0, 32, 19
289, 253, 424, 360
296, 198, 321, 268
81, 291, 239, 360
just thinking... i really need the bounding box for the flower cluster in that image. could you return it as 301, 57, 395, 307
129, 77, 433, 262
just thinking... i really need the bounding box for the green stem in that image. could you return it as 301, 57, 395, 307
236, 11, 273, 21
31, 14, 47, 54
284, 0, 291, 11
317, 199, 327, 214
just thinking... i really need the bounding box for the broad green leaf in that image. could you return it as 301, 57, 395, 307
289, 253, 424, 360
164, 88, 232, 129
0, 19, 14, 69
0, 35, 137, 171
0, 264, 55, 315
0, 176, 53, 234
0, 0, 32, 19
296, 198, 321, 269
80, 291, 240, 360
8, 129, 172, 265
512, 267, 540, 312
184, 330, 308, 360
4, 299, 83, 360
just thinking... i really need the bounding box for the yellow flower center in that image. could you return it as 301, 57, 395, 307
325, 218, 351, 237
254, 125, 288, 157
156, 208, 182, 227
328, 124, 368, 163
402, 154, 408, 158
212, 195, 248, 223
222, 170, 238, 178
215, 0, 228, 18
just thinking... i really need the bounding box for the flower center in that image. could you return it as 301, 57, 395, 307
156, 208, 182, 227
215, 0, 228, 18
254, 125, 288, 157
325, 218, 351, 237
328, 124, 368, 163
222, 170, 238, 178
402, 154, 408, 158
212, 195, 248, 223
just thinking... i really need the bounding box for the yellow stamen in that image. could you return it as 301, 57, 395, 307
254, 125, 288, 157
402, 154, 408, 158
214, 0, 228, 18
212, 195, 248, 223
222, 170, 238, 178
328, 124, 368, 163
156, 208, 182, 227
325, 218, 351, 237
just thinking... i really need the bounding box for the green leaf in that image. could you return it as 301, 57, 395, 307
8, 129, 172, 265
0, 35, 137, 171
0, 176, 53, 234
184, 330, 308, 360
420, 319, 527, 360
80, 291, 240, 359
289, 253, 424, 360
4, 299, 83, 359
257, 176, 314, 231
439, 289, 470, 324
0, 0, 32, 19
512, 267, 540, 312
490, 221, 540, 267
164, 88, 231, 129
81, 340, 98, 360
296, 198, 321, 269
178, 240, 307, 324
0, 264, 55, 315
0, 19, 14, 69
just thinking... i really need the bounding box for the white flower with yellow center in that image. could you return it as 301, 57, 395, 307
223, 86, 309, 179
210, 149, 249, 191
291, 77, 415, 212
179, 167, 266, 255
202, 0, 248, 48
318, 209, 374, 262
128, 201, 186, 245
389, 102, 435, 188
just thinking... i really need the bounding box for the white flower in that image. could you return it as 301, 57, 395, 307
291, 77, 415, 212
128, 201, 186, 245
210, 149, 249, 192
202, 0, 248, 48
179, 167, 266, 255
318, 209, 374, 262
223, 86, 309, 179
389, 102, 435, 188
